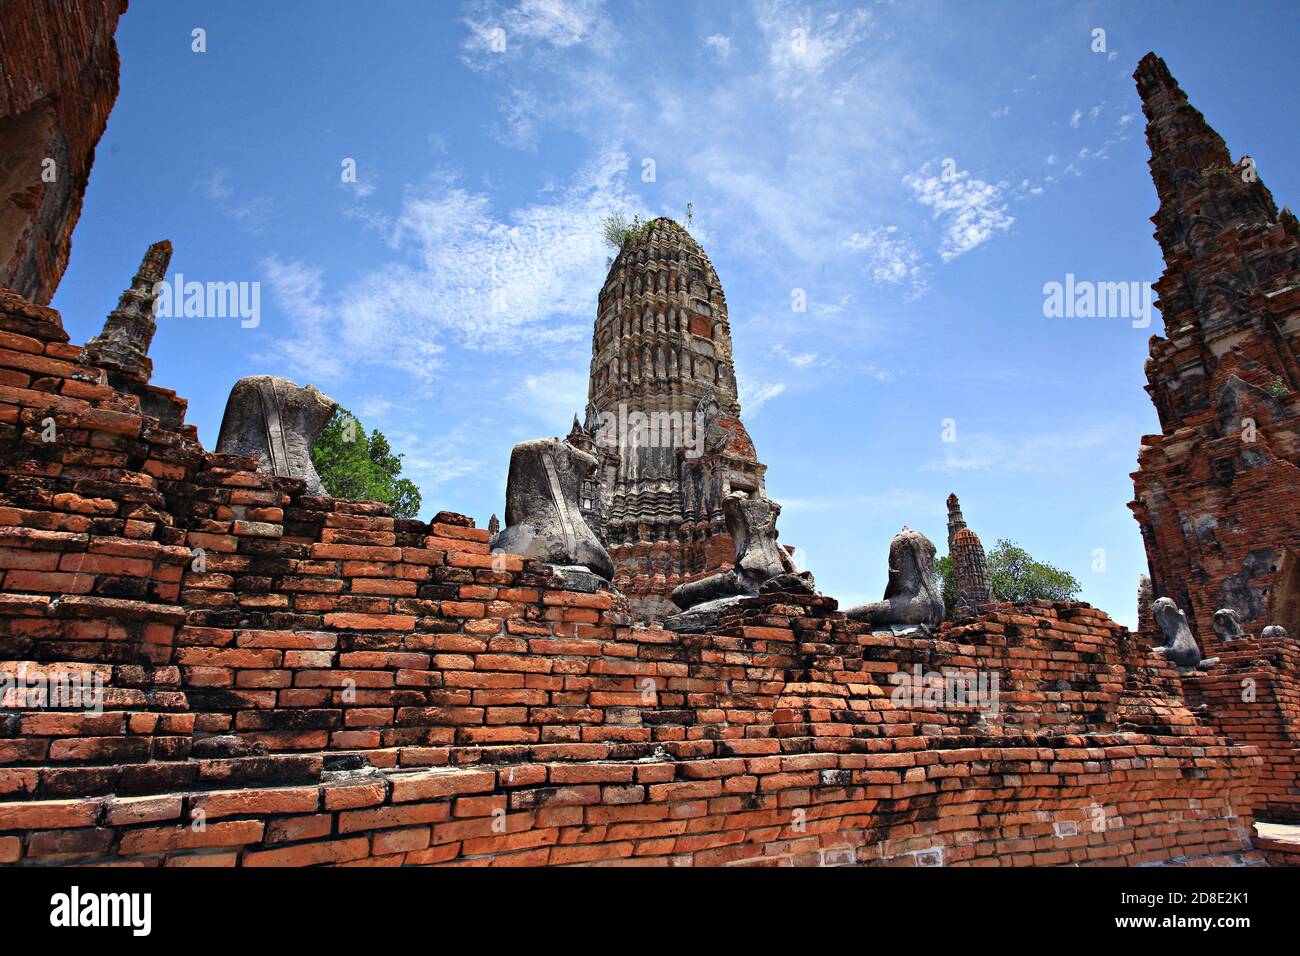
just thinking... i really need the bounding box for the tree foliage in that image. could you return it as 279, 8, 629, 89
932, 538, 1081, 620
986, 539, 1081, 603
600, 211, 651, 251
932, 554, 957, 620
310, 408, 422, 518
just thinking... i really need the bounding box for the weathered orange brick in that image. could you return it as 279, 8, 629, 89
244, 836, 370, 867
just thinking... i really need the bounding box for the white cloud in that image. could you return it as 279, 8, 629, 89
263, 144, 637, 387
737, 372, 786, 417
845, 226, 928, 298
383, 422, 489, 489
495, 86, 540, 150
990, 105, 1010, 118
704, 34, 731, 59
201, 168, 233, 203
756, 1, 875, 92
355, 396, 395, 421
260, 257, 351, 384
903, 165, 1013, 262
463, 0, 616, 64
772, 343, 837, 369
342, 179, 376, 200
507, 0, 608, 46
1070, 103, 1105, 129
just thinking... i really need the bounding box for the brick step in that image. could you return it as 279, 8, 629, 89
0, 751, 336, 801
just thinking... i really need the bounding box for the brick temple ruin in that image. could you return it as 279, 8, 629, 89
1129, 53, 1300, 643
1127, 53, 1300, 827
0, 6, 1296, 867
566, 218, 772, 620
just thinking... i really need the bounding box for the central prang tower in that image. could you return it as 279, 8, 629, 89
570, 218, 771, 619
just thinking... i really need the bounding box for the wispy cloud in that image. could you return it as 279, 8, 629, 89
263, 144, 636, 388
737, 372, 786, 417
259, 257, 349, 383
384, 421, 489, 488
845, 226, 928, 298
756, 0, 875, 94
904, 164, 1014, 262
772, 343, 837, 370
925, 427, 1117, 474
199, 168, 272, 234
355, 396, 395, 421
704, 33, 731, 60
462, 0, 617, 66
494, 86, 540, 149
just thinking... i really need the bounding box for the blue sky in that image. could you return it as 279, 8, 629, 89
52, 0, 1298, 628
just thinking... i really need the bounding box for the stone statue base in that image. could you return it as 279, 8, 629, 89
664, 593, 750, 633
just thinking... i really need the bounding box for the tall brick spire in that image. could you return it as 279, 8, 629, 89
1136, 52, 1291, 299
946, 493, 993, 617
1129, 52, 1300, 641
81, 240, 172, 384
580, 217, 770, 619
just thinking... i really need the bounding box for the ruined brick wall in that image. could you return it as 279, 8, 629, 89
0, 0, 128, 304
0, 291, 1270, 865
1180, 635, 1300, 823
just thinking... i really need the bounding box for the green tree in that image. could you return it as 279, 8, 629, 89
986, 539, 1081, 603
600, 211, 650, 250
932, 554, 957, 620
310, 407, 422, 518
932, 538, 1081, 620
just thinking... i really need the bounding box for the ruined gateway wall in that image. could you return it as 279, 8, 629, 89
0, 293, 1266, 866
1181, 638, 1300, 823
